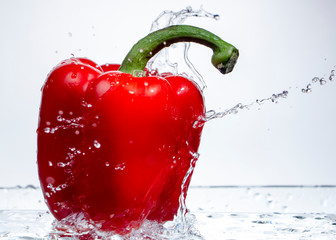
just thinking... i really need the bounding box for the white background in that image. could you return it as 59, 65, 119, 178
0, 0, 335, 187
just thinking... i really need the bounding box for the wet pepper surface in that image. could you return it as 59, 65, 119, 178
37, 25, 238, 235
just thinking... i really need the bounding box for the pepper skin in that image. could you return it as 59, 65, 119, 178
37, 25, 238, 235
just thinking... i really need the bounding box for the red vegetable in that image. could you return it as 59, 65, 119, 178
37, 25, 238, 235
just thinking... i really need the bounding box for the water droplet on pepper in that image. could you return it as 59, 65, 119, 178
93, 140, 101, 148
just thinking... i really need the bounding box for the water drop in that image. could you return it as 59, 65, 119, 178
68, 32, 72, 37
293, 215, 306, 220
312, 77, 319, 83
193, 116, 206, 129
115, 163, 126, 170
71, 73, 77, 79
46, 177, 55, 184
75, 130, 80, 135
57, 115, 63, 122
253, 192, 261, 200
93, 140, 101, 148
105, 162, 110, 167
282, 205, 288, 213
132, 70, 146, 77
82, 101, 93, 108
319, 77, 327, 85
302, 84, 312, 93
267, 200, 274, 209
57, 162, 66, 167
139, 48, 144, 53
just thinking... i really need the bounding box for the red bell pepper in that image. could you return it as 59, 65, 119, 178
37, 25, 238, 235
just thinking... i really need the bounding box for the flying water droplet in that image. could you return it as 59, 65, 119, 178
319, 77, 327, 85
329, 70, 335, 81
302, 84, 312, 93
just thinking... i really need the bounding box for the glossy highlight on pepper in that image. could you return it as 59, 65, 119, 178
37, 25, 239, 235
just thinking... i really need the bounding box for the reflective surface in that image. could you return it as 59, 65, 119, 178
1, 185, 336, 239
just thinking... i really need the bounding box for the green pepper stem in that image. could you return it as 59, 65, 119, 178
118, 25, 239, 75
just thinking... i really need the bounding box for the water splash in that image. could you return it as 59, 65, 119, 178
206, 65, 335, 121
206, 102, 253, 121
301, 69, 335, 93
147, 6, 220, 90
2, 186, 336, 239
51, 211, 203, 240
